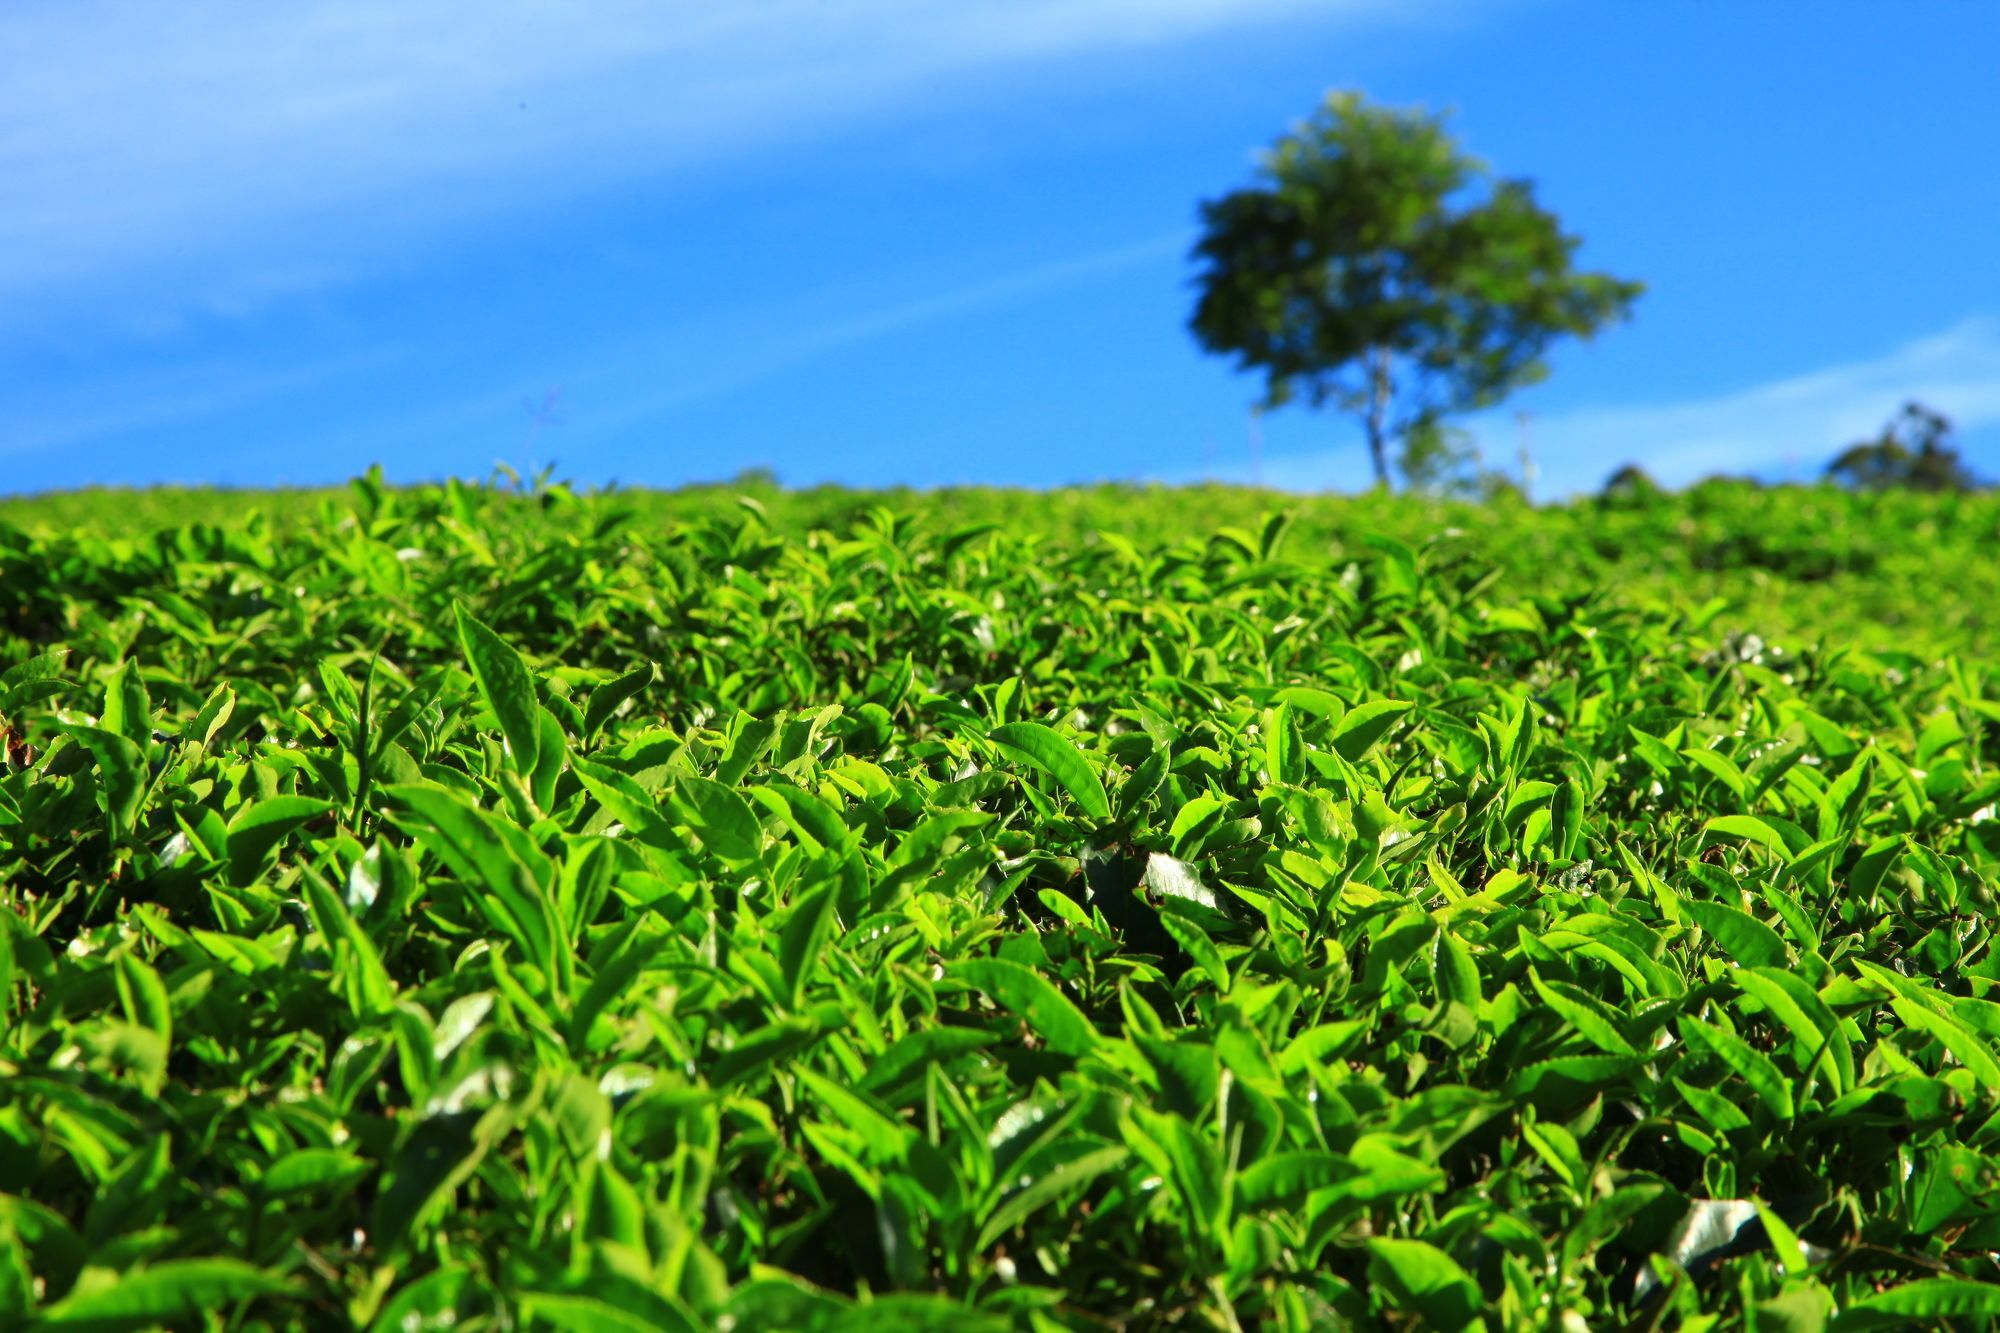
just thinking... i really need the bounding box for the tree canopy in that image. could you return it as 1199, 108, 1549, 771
1189, 90, 1643, 489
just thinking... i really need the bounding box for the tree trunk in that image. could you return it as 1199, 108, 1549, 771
1365, 347, 1392, 488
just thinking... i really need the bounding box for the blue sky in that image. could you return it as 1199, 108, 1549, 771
7, 0, 1999, 498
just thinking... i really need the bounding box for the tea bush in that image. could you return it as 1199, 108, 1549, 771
5, 475, 2000, 1329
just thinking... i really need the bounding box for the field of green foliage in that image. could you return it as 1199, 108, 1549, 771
8, 473, 2000, 1329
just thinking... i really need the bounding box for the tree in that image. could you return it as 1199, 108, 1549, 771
1825, 400, 1979, 492
1188, 91, 1643, 489
1598, 462, 1663, 506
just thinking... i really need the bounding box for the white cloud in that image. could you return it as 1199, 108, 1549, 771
1194, 318, 2000, 496
1, 0, 1398, 314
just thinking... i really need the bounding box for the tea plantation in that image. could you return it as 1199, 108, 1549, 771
6, 474, 2000, 1329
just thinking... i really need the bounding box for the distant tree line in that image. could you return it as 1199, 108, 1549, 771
1823, 400, 1980, 492
1604, 400, 1984, 498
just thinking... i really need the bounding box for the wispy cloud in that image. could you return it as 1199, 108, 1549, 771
4, 230, 1187, 478
1189, 318, 2000, 495
1, 0, 1396, 321
571, 232, 1191, 435
226, 231, 1194, 473
2, 345, 414, 465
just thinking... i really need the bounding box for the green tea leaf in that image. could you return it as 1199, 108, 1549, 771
1681, 898, 1789, 969
1529, 968, 1638, 1057
261, 1148, 372, 1197
585, 661, 655, 740
383, 783, 561, 987
1159, 905, 1231, 993
1893, 999, 2000, 1092
225, 794, 334, 887
976, 1143, 1128, 1250
778, 882, 838, 1009
99, 658, 151, 746
987, 722, 1110, 819
1734, 966, 1852, 1096
1235, 1151, 1355, 1208
454, 602, 541, 782
950, 958, 1099, 1056
1331, 700, 1411, 761
1838, 1278, 2000, 1326
1366, 1238, 1483, 1332
1680, 1017, 1794, 1119
38, 1259, 297, 1325
671, 774, 764, 865
62, 724, 146, 841
1705, 814, 1794, 861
